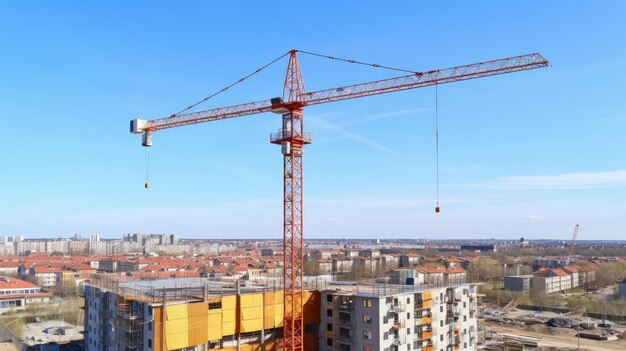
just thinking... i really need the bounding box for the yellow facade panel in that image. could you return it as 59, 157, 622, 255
240, 318, 263, 333
222, 295, 237, 310
207, 308, 223, 340
166, 304, 188, 321
222, 321, 236, 336
188, 302, 208, 316
166, 333, 189, 350
240, 293, 264, 307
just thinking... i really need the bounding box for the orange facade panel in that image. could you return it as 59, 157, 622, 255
303, 291, 320, 325
153, 306, 163, 351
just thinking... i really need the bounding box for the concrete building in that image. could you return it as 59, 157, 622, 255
84, 277, 478, 351
503, 275, 532, 295
84, 278, 320, 351
26, 267, 58, 288
0, 277, 51, 314
460, 244, 496, 252
319, 284, 478, 351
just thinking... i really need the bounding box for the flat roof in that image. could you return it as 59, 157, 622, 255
322, 282, 477, 298
21, 321, 83, 346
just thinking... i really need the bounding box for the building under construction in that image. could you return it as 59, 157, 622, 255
84, 277, 478, 351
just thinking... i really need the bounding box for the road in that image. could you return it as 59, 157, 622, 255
486, 322, 626, 351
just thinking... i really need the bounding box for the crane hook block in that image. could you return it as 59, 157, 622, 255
144, 182, 150, 189
435, 206, 440, 213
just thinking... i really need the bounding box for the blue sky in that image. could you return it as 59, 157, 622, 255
0, 1, 625, 240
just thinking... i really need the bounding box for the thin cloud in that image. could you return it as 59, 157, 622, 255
467, 170, 626, 190
208, 159, 264, 180
342, 107, 433, 126
308, 117, 397, 154
591, 116, 626, 122
520, 215, 543, 222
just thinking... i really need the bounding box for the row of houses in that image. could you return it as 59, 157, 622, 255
504, 265, 596, 296
386, 266, 468, 285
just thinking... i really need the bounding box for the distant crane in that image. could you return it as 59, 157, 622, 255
568, 224, 581, 262
130, 50, 549, 351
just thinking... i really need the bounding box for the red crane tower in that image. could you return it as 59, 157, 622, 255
568, 224, 581, 261
130, 50, 548, 351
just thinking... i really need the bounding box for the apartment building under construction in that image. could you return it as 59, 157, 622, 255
84, 277, 477, 351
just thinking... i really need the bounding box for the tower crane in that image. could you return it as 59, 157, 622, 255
130, 50, 548, 351
568, 224, 581, 262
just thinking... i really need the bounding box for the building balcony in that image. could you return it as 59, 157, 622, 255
392, 320, 406, 329
337, 318, 353, 328
389, 303, 406, 312
392, 337, 407, 346
337, 335, 353, 343
336, 303, 354, 312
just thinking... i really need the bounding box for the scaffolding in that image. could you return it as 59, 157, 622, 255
115, 298, 144, 351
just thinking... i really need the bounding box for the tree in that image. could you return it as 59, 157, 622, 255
467, 257, 498, 281
303, 259, 321, 276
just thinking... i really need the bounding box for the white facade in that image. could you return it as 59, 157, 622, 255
319, 284, 478, 351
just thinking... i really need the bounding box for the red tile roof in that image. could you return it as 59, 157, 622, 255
0, 277, 40, 289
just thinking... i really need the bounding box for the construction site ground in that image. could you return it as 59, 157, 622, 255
484, 320, 626, 351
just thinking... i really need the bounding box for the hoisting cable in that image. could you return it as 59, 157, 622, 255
435, 84, 440, 213
169, 51, 291, 117
298, 50, 418, 73
144, 148, 151, 189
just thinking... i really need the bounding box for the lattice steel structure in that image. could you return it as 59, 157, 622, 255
130, 49, 548, 351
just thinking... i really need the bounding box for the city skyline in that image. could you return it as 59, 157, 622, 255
1, 2, 625, 239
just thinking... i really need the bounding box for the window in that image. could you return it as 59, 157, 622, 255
327, 294, 333, 303
407, 328, 411, 334
363, 299, 372, 307
440, 335, 443, 341
463, 316, 466, 322
147, 339, 152, 348
304, 324, 316, 334
407, 312, 411, 319
407, 297, 411, 304
148, 322, 152, 331
208, 301, 222, 310
440, 306, 443, 313
383, 332, 389, 340
407, 343, 411, 350
383, 316, 388, 324
363, 315, 372, 324
363, 331, 372, 340
327, 323, 333, 332
326, 338, 333, 346
463, 302, 466, 308
440, 321, 443, 327
327, 309, 333, 317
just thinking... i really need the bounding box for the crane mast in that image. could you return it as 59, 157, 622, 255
130, 49, 549, 351
568, 224, 581, 261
